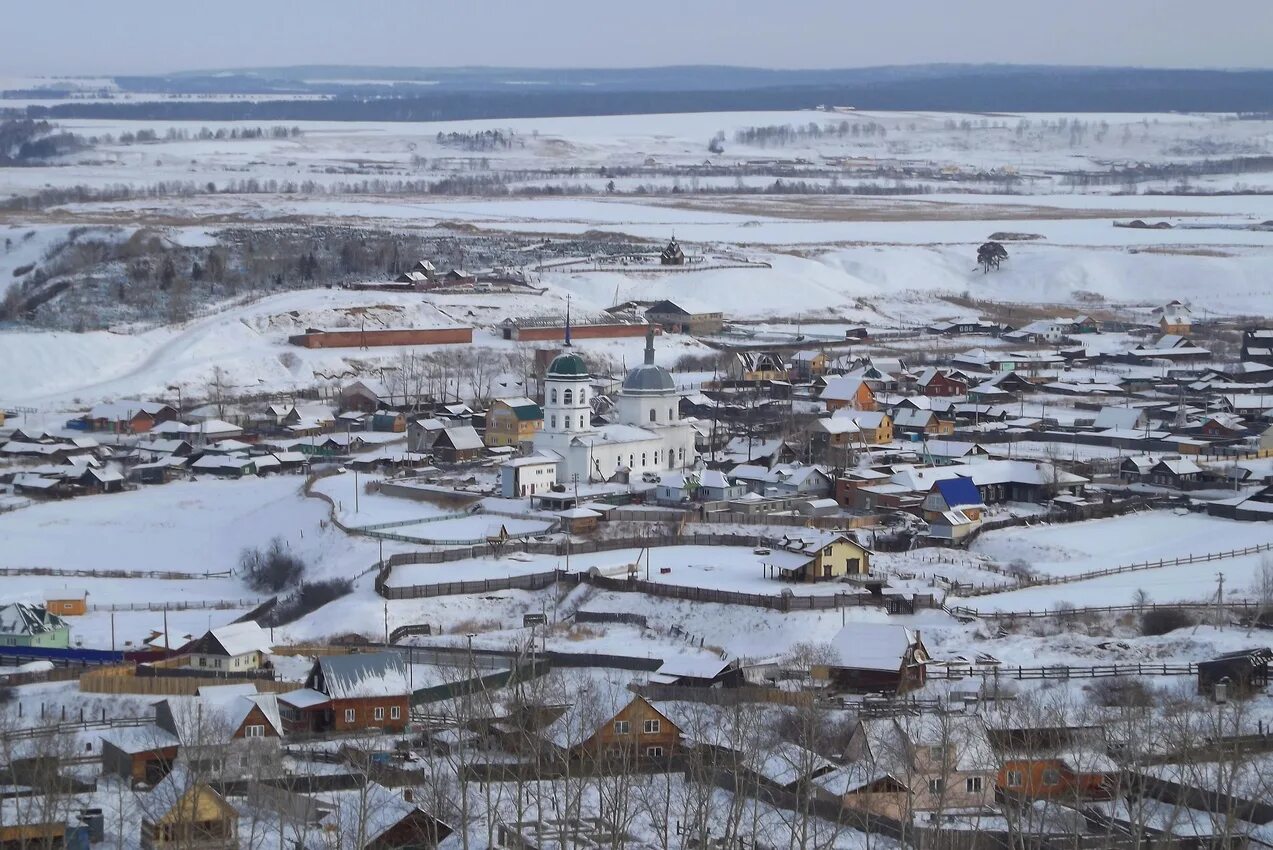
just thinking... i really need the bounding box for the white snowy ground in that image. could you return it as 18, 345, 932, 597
0, 476, 404, 647
970, 511, 1272, 578
384, 544, 858, 597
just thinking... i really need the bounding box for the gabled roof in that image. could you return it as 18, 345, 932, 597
309, 651, 410, 699
828, 623, 923, 672
820, 375, 871, 402
491, 397, 543, 420
933, 476, 984, 509
434, 425, 485, 451
202, 621, 271, 657
0, 603, 69, 636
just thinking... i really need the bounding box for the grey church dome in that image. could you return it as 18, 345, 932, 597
623, 363, 675, 393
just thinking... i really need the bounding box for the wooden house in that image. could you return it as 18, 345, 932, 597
837, 715, 997, 818
736, 351, 787, 382
431, 425, 485, 463
774, 532, 872, 582
790, 349, 830, 380
338, 380, 387, 414
84, 401, 178, 434
1157, 301, 1192, 336
370, 411, 407, 433
819, 375, 877, 412
101, 725, 181, 785
484, 397, 544, 448
644, 299, 723, 334
277, 688, 333, 735
1197, 648, 1272, 699
814, 623, 928, 694
183, 621, 271, 671
319, 781, 452, 849
914, 368, 968, 398
304, 651, 411, 733
537, 692, 681, 762
991, 725, 1115, 801
45, 588, 88, 617
139, 767, 238, 850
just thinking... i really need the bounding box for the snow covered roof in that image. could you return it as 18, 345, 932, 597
827, 623, 922, 672
205, 620, 271, 657
320, 781, 448, 847
87, 400, 173, 421
1093, 407, 1143, 430
310, 651, 411, 699
0, 603, 69, 637
820, 375, 870, 402
278, 688, 332, 709
437, 425, 485, 451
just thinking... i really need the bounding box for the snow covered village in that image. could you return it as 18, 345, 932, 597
7, 11, 1273, 850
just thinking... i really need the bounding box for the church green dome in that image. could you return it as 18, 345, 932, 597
548, 352, 589, 379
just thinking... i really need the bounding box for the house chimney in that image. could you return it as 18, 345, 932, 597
403, 788, 414, 803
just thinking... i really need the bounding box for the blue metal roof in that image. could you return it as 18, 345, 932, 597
935, 476, 982, 508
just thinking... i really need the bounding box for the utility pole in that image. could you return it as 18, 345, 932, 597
1216, 572, 1225, 630
383, 601, 389, 644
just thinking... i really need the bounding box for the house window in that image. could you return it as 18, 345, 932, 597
550, 415, 557, 429
390, 705, 401, 720
650, 409, 657, 423
646, 746, 665, 758
244, 724, 265, 738
928, 779, 944, 794
563, 389, 573, 405
1041, 768, 1061, 786
1005, 769, 1023, 787
198, 657, 207, 668
374, 706, 385, 721
214, 659, 222, 669
550, 389, 558, 404
344, 708, 356, 724
614, 720, 632, 734
643, 719, 661, 734
966, 777, 984, 793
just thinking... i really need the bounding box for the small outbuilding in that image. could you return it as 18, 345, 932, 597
1197, 648, 1272, 699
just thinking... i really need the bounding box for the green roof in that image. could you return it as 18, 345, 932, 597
548, 352, 589, 378
509, 403, 543, 421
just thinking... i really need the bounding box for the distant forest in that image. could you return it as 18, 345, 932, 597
11, 65, 1273, 121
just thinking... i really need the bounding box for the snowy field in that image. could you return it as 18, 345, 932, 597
385, 544, 858, 597
970, 511, 1273, 578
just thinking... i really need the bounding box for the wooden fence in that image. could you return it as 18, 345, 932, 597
79, 665, 297, 697
0, 566, 233, 580
925, 662, 1197, 681
949, 600, 1260, 621
958, 541, 1273, 598
90, 598, 265, 613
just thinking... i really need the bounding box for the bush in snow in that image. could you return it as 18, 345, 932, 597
239, 537, 306, 593
1141, 608, 1194, 636
1088, 677, 1157, 708
264, 578, 353, 626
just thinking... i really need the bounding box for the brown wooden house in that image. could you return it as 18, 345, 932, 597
814, 623, 928, 694
304, 651, 411, 733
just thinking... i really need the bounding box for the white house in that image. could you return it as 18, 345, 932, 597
499, 453, 561, 498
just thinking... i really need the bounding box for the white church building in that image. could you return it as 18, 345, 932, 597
534, 329, 696, 484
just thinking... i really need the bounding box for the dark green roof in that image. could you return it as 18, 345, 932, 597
548, 352, 589, 378
510, 403, 543, 421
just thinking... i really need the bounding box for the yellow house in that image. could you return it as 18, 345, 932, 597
141, 770, 239, 849
46, 588, 88, 617
776, 532, 872, 582
484, 397, 544, 448
816, 411, 893, 451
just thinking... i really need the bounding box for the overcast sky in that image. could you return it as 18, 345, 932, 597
5, 0, 1272, 76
